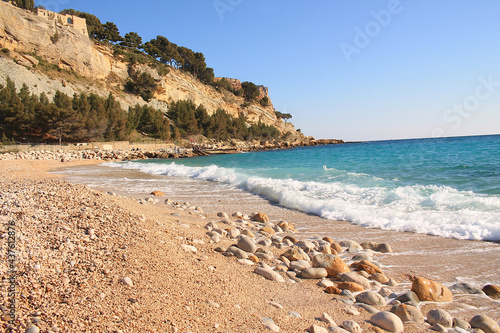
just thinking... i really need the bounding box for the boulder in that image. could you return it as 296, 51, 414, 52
301, 267, 328, 279
352, 260, 383, 274
453, 318, 471, 330
281, 248, 303, 261
283, 235, 299, 244
308, 325, 328, 333
337, 272, 371, 290
341, 320, 362, 333
237, 236, 257, 253
393, 304, 424, 323
336, 282, 364, 293
370, 311, 404, 333
324, 286, 342, 294
482, 285, 500, 300
376, 243, 393, 253
151, 190, 164, 196
360, 241, 377, 250
254, 266, 284, 282
426, 309, 453, 327
295, 240, 316, 253
321, 312, 336, 326
260, 226, 275, 235
312, 254, 350, 278
290, 260, 311, 271
395, 291, 420, 304
370, 273, 390, 284
339, 240, 363, 252
252, 212, 270, 223
469, 315, 500, 333
450, 282, 485, 295
330, 242, 343, 253
355, 291, 386, 306
410, 276, 453, 302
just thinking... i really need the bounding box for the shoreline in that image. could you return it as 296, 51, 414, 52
1, 159, 499, 332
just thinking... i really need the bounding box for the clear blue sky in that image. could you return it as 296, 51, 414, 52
37, 0, 500, 141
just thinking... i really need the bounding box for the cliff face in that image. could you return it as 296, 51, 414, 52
0, 2, 303, 138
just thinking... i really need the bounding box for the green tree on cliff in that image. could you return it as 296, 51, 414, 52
241, 81, 259, 101
121, 32, 143, 49
14, 0, 35, 10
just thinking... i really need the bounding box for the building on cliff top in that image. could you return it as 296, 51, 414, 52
35, 7, 88, 36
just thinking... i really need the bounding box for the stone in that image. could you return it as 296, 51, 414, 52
375, 243, 393, 253
321, 312, 336, 326
355, 303, 379, 314
283, 235, 299, 244
393, 304, 424, 323
324, 286, 342, 294
25, 327, 40, 333
282, 248, 303, 261
228, 228, 241, 239
254, 266, 284, 282
427, 309, 453, 327
180, 244, 197, 253
411, 276, 453, 302
151, 190, 164, 196
328, 327, 350, 333
360, 241, 377, 250
290, 260, 311, 271
318, 279, 334, 288
308, 325, 328, 333
395, 291, 420, 304
241, 229, 255, 238
227, 246, 249, 259
339, 240, 363, 252
453, 318, 471, 330
217, 212, 229, 219
296, 240, 316, 253
450, 282, 485, 295
237, 235, 257, 253
482, 285, 500, 300
351, 252, 373, 261
337, 272, 371, 289
370, 273, 390, 284
469, 315, 500, 333
352, 260, 383, 274
301, 267, 328, 279
341, 320, 362, 333
255, 252, 273, 260
336, 282, 364, 293
431, 323, 448, 332
269, 301, 283, 309
330, 242, 343, 253
370, 311, 404, 333
344, 306, 360, 316
248, 254, 260, 263
340, 289, 354, 298
252, 212, 270, 223
355, 291, 386, 306
260, 226, 276, 235
289, 311, 301, 318
379, 287, 394, 297
121, 277, 133, 286
312, 253, 350, 278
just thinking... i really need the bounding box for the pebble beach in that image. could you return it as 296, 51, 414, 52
1, 151, 500, 333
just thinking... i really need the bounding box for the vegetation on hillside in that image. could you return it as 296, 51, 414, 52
0, 78, 282, 144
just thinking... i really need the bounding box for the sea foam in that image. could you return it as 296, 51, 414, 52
104, 161, 500, 242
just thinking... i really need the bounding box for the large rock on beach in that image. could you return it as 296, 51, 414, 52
393, 304, 424, 323
301, 267, 328, 279
355, 291, 386, 306
336, 282, 364, 293
482, 284, 500, 299
312, 253, 350, 278
282, 248, 303, 261
469, 315, 500, 333
410, 276, 453, 302
254, 265, 284, 282
237, 235, 257, 253
337, 272, 371, 290
370, 311, 404, 332
352, 260, 383, 274
426, 309, 453, 327
252, 212, 270, 223
151, 190, 164, 196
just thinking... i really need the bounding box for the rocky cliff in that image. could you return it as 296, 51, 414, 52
0, 1, 304, 139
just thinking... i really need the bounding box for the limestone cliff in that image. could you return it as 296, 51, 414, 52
0, 1, 304, 139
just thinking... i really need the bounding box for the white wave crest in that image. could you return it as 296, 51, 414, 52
104, 161, 500, 241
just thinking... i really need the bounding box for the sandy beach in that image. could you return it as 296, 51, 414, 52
1, 157, 499, 333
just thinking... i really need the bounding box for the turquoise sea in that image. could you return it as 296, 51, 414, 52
103, 134, 500, 242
